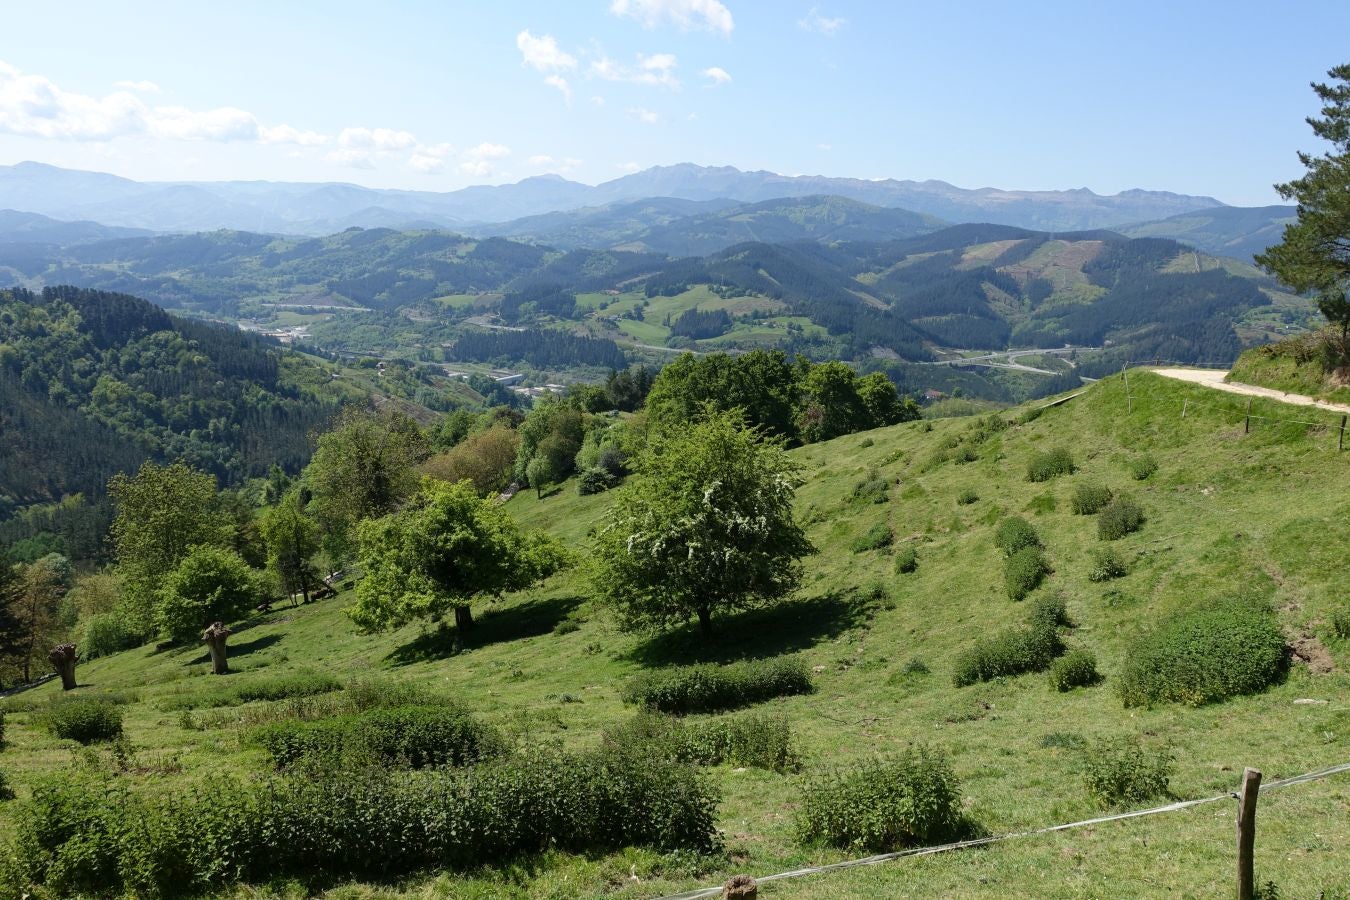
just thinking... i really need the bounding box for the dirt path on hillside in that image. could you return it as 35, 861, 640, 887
1151, 367, 1350, 415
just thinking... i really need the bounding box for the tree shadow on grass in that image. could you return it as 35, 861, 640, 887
183, 633, 283, 667
624, 591, 876, 668
386, 595, 585, 667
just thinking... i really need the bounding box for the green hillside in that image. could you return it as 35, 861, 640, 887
2, 371, 1346, 897
1229, 327, 1350, 405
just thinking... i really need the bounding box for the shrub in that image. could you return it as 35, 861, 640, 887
1070, 482, 1113, 515
850, 472, 890, 505
621, 657, 813, 715
0, 769, 11, 801
994, 516, 1042, 556
1088, 547, 1128, 582
251, 704, 504, 770
42, 698, 123, 744
1005, 546, 1050, 600
1048, 650, 1101, 691
553, 618, 581, 635
577, 467, 619, 495
1082, 737, 1173, 807
1026, 447, 1075, 482
1129, 454, 1159, 480
1098, 499, 1144, 540
1118, 599, 1287, 707
797, 748, 964, 851
893, 545, 918, 574
603, 711, 800, 773
82, 613, 141, 660
850, 524, 894, 553
952, 624, 1062, 686
956, 488, 979, 505
953, 446, 978, 464
1028, 592, 1071, 631
1330, 606, 1350, 640
157, 671, 342, 711
0, 710, 5, 748
12, 750, 720, 895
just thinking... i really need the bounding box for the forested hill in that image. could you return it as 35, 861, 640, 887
0, 287, 349, 557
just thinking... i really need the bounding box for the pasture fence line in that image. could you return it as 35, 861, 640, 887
658, 760, 1350, 900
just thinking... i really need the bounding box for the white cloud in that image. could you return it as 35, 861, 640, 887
817, 142, 832, 150
701, 66, 731, 86
0, 58, 321, 146
408, 142, 455, 174
799, 7, 845, 35
463, 142, 511, 161
529, 154, 555, 166
458, 160, 495, 177
610, 0, 733, 36
113, 79, 160, 93
543, 74, 572, 104
616, 161, 642, 173
528, 154, 582, 173
591, 95, 606, 106
516, 30, 577, 71
338, 126, 418, 151
591, 53, 680, 89
325, 148, 377, 169
627, 106, 659, 124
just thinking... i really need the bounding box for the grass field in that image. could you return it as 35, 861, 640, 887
2, 371, 1348, 898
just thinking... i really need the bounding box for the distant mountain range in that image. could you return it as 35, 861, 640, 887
1117, 205, 1296, 263
0, 160, 1228, 235
0, 209, 152, 245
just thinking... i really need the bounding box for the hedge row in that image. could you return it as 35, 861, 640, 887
250, 705, 504, 770
11, 750, 720, 896
621, 657, 814, 715
603, 711, 800, 773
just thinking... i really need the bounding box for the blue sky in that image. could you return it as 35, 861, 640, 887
1, 0, 1347, 205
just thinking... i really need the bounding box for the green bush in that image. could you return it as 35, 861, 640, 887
1098, 499, 1144, 540
1331, 606, 1350, 640
1048, 650, 1101, 691
41, 698, 124, 744
850, 472, 890, 505
82, 613, 141, 660
994, 516, 1042, 556
0, 769, 11, 802
1026, 447, 1075, 482
251, 704, 504, 770
12, 750, 720, 895
0, 710, 5, 748
1028, 593, 1071, 631
850, 524, 894, 553
577, 467, 619, 495
157, 671, 342, 711
893, 545, 918, 574
1118, 600, 1287, 707
603, 711, 800, 773
956, 488, 979, 505
553, 617, 581, 635
621, 657, 814, 714
952, 624, 1062, 686
1082, 737, 1173, 807
1005, 546, 1050, 600
797, 748, 964, 851
1070, 482, 1113, 515
1129, 454, 1159, 480
1088, 547, 1128, 582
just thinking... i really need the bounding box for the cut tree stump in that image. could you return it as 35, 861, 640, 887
48, 643, 78, 690
202, 622, 232, 675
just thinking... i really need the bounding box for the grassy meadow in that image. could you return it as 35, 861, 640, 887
1, 370, 1348, 898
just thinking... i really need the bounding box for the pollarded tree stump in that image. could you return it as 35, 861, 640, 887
722, 874, 757, 899
48, 643, 78, 690
202, 622, 232, 675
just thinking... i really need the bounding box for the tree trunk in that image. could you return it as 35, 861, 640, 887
697, 605, 713, 638
454, 604, 475, 631
202, 622, 232, 675
48, 643, 78, 690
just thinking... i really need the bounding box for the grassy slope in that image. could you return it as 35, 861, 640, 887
1229, 329, 1350, 405
2, 372, 1349, 898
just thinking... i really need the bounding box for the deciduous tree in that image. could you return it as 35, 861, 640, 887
157, 546, 258, 644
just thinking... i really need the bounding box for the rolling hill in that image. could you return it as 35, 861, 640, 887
1119, 205, 1297, 263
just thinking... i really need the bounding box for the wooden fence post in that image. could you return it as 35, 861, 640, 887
1244, 399, 1252, 434
1339, 415, 1347, 451
1236, 767, 1261, 900
1123, 371, 1132, 414
1181, 400, 1188, 419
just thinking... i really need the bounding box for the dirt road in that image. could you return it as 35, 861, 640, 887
1151, 367, 1350, 415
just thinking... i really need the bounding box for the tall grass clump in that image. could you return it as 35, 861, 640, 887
1128, 454, 1158, 480
1330, 605, 1350, 640
1026, 447, 1075, 482
1070, 482, 1113, 515
11, 751, 720, 896
621, 657, 813, 714
41, 698, 123, 744
1048, 650, 1101, 692
994, 516, 1042, 556
1098, 499, 1144, 540
1088, 547, 1128, 582
157, 671, 342, 711
603, 711, 800, 773
850, 523, 893, 553
850, 471, 890, 505
1082, 737, 1173, 807
797, 748, 965, 851
894, 545, 918, 574
952, 625, 1062, 686
1005, 546, 1051, 600
251, 705, 505, 770
1118, 600, 1287, 707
